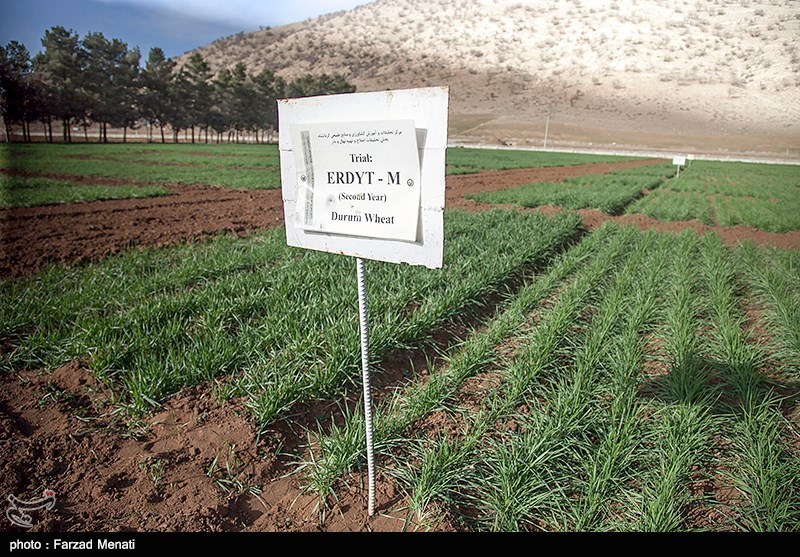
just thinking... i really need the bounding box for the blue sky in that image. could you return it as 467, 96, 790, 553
0, 0, 374, 60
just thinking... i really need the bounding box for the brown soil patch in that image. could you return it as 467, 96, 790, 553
0, 184, 284, 278
0, 363, 417, 532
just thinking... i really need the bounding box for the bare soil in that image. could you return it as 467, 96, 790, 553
2, 159, 798, 532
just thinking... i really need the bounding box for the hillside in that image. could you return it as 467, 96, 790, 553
189, 0, 800, 157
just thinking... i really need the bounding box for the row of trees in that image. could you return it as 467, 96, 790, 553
0, 26, 356, 143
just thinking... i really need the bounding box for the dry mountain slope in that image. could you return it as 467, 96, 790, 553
191, 0, 800, 157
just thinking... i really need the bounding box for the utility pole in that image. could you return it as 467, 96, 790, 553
544, 111, 551, 149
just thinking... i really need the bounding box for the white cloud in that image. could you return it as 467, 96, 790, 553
95, 0, 375, 28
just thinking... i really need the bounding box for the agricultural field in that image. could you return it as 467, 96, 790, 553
445, 146, 638, 175
625, 161, 800, 233
1, 143, 283, 191
0, 144, 632, 205
471, 163, 676, 214
0, 143, 798, 532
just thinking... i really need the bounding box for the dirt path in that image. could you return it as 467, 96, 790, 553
0, 185, 284, 278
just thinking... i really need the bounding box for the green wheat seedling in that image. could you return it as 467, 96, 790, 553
470, 413, 574, 532
635, 232, 717, 531
735, 243, 800, 372
206, 443, 262, 497
297, 223, 617, 509
394, 226, 641, 525
728, 393, 800, 531
637, 403, 715, 531
700, 234, 799, 531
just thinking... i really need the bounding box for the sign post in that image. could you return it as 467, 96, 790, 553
672, 155, 686, 178
355, 256, 375, 515
278, 87, 449, 517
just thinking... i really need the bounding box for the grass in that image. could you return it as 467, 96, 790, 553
0, 175, 170, 208
1, 143, 282, 190
1, 210, 581, 426
298, 226, 799, 531
445, 147, 640, 175
625, 161, 800, 232
470, 163, 675, 214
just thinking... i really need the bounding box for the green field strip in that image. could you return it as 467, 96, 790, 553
445, 147, 639, 175
625, 161, 800, 231
735, 243, 800, 371
3, 210, 583, 420
1, 144, 281, 190
0, 175, 171, 208
625, 189, 714, 224
227, 211, 583, 430
713, 196, 800, 233
700, 234, 799, 531
471, 164, 675, 215
634, 232, 716, 531
388, 225, 641, 525
299, 224, 620, 503
1, 231, 296, 369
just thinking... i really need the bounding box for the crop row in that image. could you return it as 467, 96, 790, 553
1, 210, 581, 424
469, 163, 675, 214
0, 175, 171, 208
301, 225, 799, 531
626, 161, 800, 232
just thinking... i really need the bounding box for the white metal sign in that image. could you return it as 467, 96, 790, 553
672, 155, 686, 166
278, 86, 449, 269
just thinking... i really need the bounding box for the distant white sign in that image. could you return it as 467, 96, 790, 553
279, 87, 449, 269
672, 155, 687, 166
291, 119, 421, 242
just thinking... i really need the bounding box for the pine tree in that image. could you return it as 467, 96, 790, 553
33, 26, 85, 142
141, 48, 175, 143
